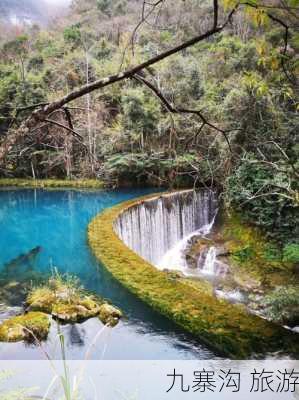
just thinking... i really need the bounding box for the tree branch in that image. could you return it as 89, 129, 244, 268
133, 73, 233, 151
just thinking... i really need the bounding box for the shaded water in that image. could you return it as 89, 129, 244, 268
0, 188, 216, 360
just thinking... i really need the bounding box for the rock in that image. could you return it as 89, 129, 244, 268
214, 260, 229, 276
196, 246, 209, 269
164, 270, 184, 279
215, 245, 230, 257
52, 298, 101, 323
27, 283, 102, 323
0, 312, 50, 342
4, 281, 20, 289
26, 287, 56, 313
98, 303, 122, 326
27, 278, 122, 326
0, 305, 23, 322
234, 275, 262, 292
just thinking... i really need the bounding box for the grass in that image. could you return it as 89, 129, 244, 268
88, 192, 299, 359
0, 178, 104, 189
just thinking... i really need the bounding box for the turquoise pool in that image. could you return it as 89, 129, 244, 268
0, 188, 216, 360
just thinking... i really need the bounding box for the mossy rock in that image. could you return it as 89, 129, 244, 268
27, 287, 56, 313
27, 282, 103, 323
88, 191, 299, 358
98, 303, 123, 326
52, 298, 101, 323
0, 312, 50, 342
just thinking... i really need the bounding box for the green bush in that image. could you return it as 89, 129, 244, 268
225, 159, 299, 244
63, 24, 82, 46
283, 244, 299, 264
232, 245, 255, 263
261, 286, 299, 326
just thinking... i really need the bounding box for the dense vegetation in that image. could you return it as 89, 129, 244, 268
0, 0, 298, 250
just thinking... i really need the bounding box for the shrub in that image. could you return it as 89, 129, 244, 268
283, 244, 299, 264
261, 286, 299, 326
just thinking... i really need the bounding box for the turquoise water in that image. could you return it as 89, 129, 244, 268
0, 188, 215, 360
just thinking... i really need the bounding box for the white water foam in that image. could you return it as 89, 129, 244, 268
156, 212, 218, 276
115, 190, 217, 266
215, 289, 245, 303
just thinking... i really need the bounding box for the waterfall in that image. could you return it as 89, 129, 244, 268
114, 190, 217, 267
200, 246, 217, 275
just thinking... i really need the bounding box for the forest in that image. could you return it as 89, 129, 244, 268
0, 0, 298, 253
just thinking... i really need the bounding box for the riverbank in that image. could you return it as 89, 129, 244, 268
88, 191, 299, 359
0, 178, 104, 189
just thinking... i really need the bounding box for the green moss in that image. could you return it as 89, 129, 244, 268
220, 213, 298, 288
98, 303, 123, 326
52, 301, 100, 323
27, 275, 122, 325
0, 178, 103, 189
27, 286, 55, 313
0, 312, 50, 342
27, 277, 103, 322
88, 192, 299, 358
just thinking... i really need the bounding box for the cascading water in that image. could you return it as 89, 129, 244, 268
200, 246, 217, 275
157, 210, 218, 274
114, 190, 217, 267
114, 189, 248, 306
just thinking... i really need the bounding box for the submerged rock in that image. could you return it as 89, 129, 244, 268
0, 304, 23, 322
98, 303, 122, 326
0, 280, 29, 306
0, 312, 50, 342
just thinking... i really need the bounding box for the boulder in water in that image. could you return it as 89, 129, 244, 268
27, 285, 102, 322
27, 277, 123, 325
52, 298, 101, 323
98, 303, 122, 326
0, 312, 50, 342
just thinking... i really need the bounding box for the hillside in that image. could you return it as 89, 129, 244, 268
0, 0, 298, 248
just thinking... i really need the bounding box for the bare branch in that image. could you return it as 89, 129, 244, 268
44, 118, 83, 141
133, 73, 233, 151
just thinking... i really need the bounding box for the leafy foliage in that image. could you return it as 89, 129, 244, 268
283, 244, 299, 264
0, 0, 298, 243
261, 286, 299, 325
225, 159, 299, 243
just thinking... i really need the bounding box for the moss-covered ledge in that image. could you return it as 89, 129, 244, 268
0, 178, 103, 189
88, 192, 299, 359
